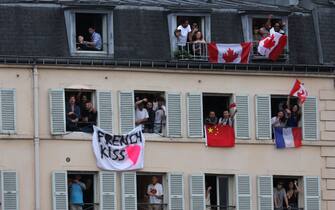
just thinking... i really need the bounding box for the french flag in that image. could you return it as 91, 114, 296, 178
208, 42, 252, 64
274, 127, 302, 149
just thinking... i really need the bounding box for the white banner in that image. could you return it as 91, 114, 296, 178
92, 126, 145, 171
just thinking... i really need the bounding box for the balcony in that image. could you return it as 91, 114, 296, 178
174, 42, 289, 63
137, 203, 168, 210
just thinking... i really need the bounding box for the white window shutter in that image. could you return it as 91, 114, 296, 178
257, 176, 273, 210
189, 174, 205, 210
100, 171, 116, 210
52, 171, 68, 210
235, 95, 250, 139
187, 93, 203, 138
304, 176, 320, 210
236, 175, 251, 210
0, 89, 16, 133
97, 91, 113, 133
49, 89, 66, 135
168, 173, 184, 210
121, 172, 137, 210
256, 95, 271, 140
167, 92, 182, 137
119, 91, 134, 134
303, 97, 318, 140
2, 171, 18, 210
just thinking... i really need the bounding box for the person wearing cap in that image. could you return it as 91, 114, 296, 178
273, 182, 289, 210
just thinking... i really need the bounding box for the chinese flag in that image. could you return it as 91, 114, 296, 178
205, 124, 235, 147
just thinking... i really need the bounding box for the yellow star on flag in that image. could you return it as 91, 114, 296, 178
208, 127, 214, 133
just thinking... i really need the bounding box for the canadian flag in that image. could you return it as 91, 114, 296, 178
208, 42, 252, 64
289, 79, 308, 104
257, 32, 287, 61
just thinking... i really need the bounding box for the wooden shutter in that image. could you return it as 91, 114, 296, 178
167, 92, 182, 137
256, 95, 271, 140
168, 173, 184, 210
2, 171, 18, 210
187, 93, 203, 137
100, 171, 116, 210
236, 175, 251, 210
257, 176, 273, 210
121, 172, 136, 210
235, 95, 250, 139
190, 174, 205, 210
0, 89, 16, 133
303, 97, 318, 140
97, 91, 113, 133
304, 176, 320, 210
49, 89, 66, 135
119, 91, 134, 134
52, 171, 68, 210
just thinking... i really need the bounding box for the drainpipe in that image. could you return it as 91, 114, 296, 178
33, 63, 40, 210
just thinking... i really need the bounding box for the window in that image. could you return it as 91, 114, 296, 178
67, 172, 98, 210
64, 10, 114, 56
203, 93, 233, 126
136, 173, 168, 210
168, 13, 211, 60
64, 89, 97, 133
241, 15, 288, 61
134, 90, 166, 135
205, 174, 235, 210
273, 176, 303, 210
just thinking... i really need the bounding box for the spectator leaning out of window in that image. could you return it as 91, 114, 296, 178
218, 109, 237, 127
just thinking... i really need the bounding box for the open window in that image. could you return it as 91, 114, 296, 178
64, 10, 114, 56
202, 93, 233, 126
205, 174, 235, 210
67, 171, 99, 210
136, 173, 168, 210
134, 90, 166, 135
64, 89, 97, 133
273, 176, 304, 210
168, 13, 211, 60
241, 14, 288, 62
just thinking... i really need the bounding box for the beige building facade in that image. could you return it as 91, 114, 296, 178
0, 63, 334, 210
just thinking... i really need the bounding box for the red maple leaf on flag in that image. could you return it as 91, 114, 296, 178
223, 48, 239, 63
263, 34, 276, 49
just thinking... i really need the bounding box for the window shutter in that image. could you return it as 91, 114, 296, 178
97, 91, 113, 133
167, 92, 182, 137
257, 176, 273, 210
190, 174, 205, 210
168, 173, 184, 210
119, 91, 134, 134
304, 176, 320, 210
187, 93, 203, 137
52, 171, 68, 210
121, 172, 136, 210
0, 89, 16, 133
235, 95, 250, 139
256, 95, 271, 140
303, 97, 318, 140
100, 171, 116, 210
236, 175, 251, 210
2, 171, 18, 210
49, 89, 65, 135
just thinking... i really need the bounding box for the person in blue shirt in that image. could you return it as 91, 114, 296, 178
69, 175, 86, 210
82, 26, 102, 51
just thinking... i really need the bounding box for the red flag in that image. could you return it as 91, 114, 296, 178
208, 42, 252, 64
229, 103, 237, 109
205, 124, 235, 147
290, 79, 308, 104
257, 32, 287, 61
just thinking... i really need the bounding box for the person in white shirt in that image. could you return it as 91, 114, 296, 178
135, 98, 149, 130
154, 98, 166, 134
147, 176, 163, 210
175, 19, 192, 47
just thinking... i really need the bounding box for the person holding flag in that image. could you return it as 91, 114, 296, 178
218, 103, 237, 127
286, 96, 302, 128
